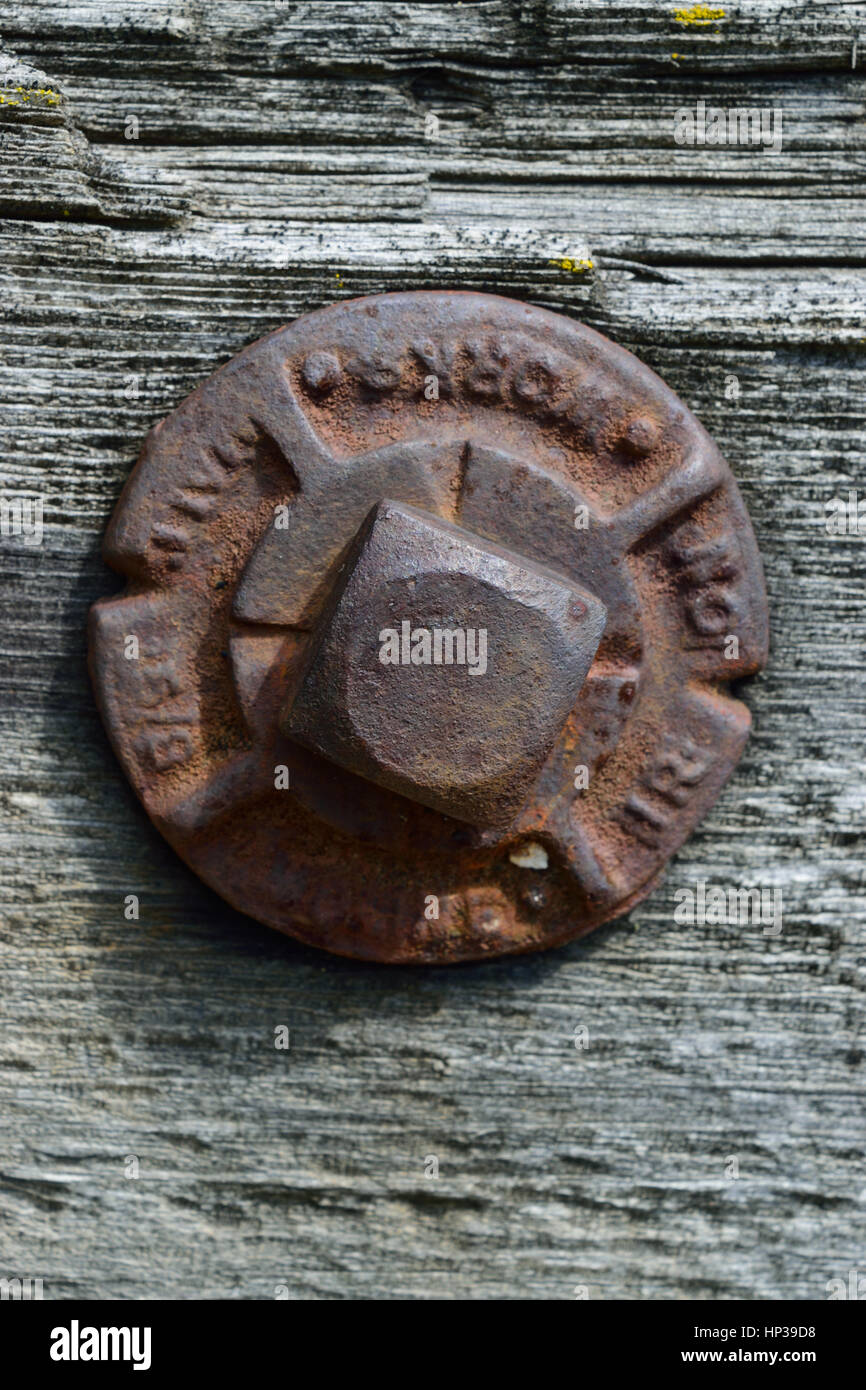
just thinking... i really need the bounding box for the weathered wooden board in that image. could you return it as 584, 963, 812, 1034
1, 2, 864, 1301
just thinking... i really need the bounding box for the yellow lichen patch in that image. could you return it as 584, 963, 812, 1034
548, 256, 594, 274
0, 86, 61, 107
673, 4, 726, 24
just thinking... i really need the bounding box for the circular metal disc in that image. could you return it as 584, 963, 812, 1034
90, 291, 768, 963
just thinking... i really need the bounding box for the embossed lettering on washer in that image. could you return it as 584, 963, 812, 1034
90, 291, 768, 963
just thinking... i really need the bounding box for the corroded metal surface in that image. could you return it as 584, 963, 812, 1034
89, 291, 769, 963
284, 499, 608, 827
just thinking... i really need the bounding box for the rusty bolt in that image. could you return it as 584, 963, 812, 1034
283, 499, 607, 827
89, 290, 768, 964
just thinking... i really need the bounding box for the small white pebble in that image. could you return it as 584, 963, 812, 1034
509, 841, 549, 870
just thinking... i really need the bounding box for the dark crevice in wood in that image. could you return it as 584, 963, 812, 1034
0, 203, 186, 230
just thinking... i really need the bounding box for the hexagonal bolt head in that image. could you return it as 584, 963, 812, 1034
282, 499, 607, 828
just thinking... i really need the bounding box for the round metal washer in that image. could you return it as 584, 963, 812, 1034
90, 291, 768, 963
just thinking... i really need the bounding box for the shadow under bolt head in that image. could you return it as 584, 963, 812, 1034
89, 290, 768, 964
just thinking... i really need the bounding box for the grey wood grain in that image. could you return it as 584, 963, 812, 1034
0, 1, 864, 1301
